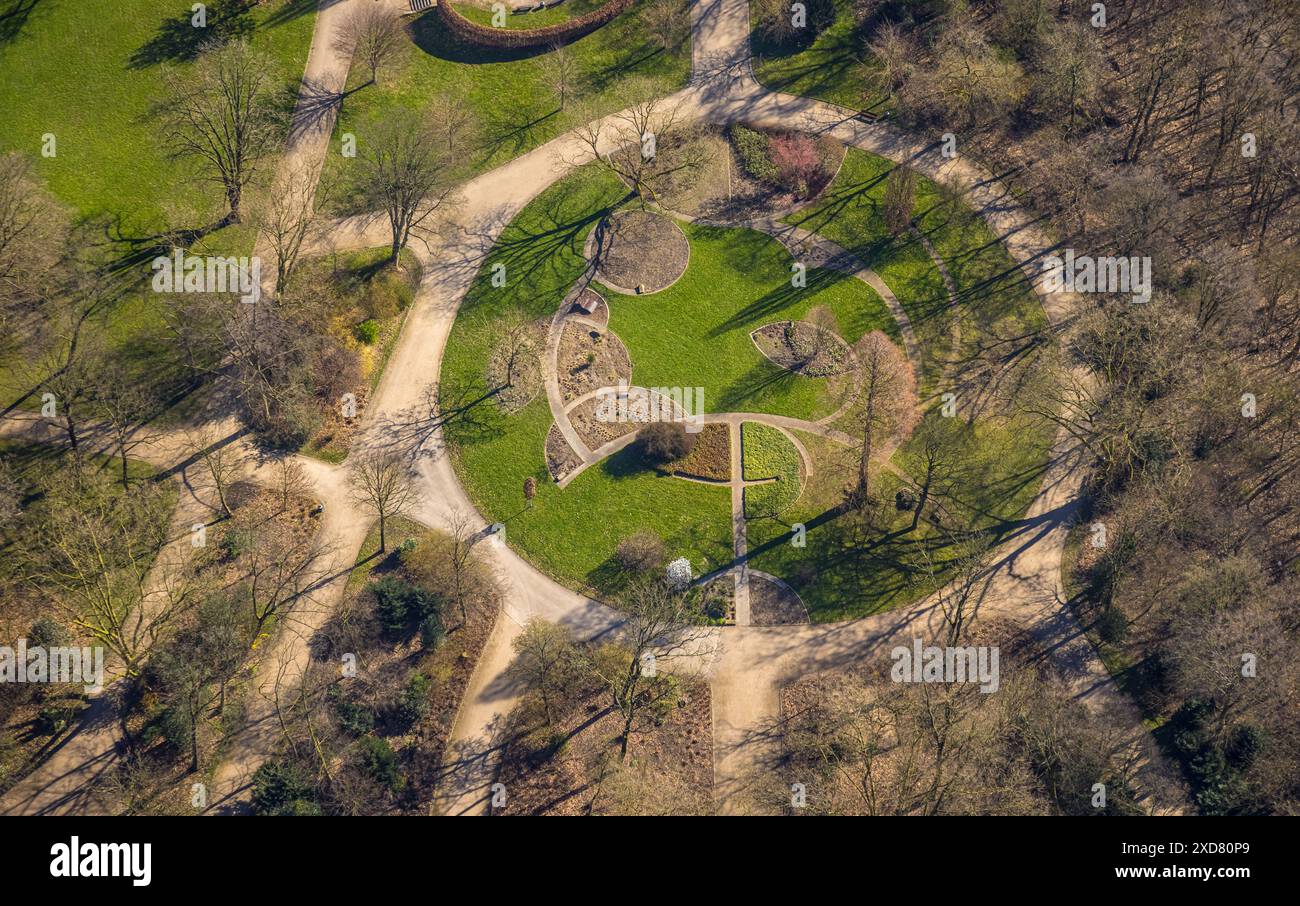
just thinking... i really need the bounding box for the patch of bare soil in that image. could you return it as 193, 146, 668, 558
487, 321, 546, 413
670, 422, 730, 481
545, 423, 582, 482
657, 131, 733, 217
753, 321, 854, 377
494, 678, 713, 816
750, 575, 809, 626
557, 322, 631, 404
593, 211, 689, 293
568, 395, 638, 450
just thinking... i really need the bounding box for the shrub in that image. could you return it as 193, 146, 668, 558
419, 613, 445, 650
615, 530, 667, 573
639, 421, 695, 465
251, 760, 316, 815
357, 736, 404, 793
769, 133, 822, 197
369, 576, 441, 636
729, 124, 778, 183
364, 270, 411, 319
354, 319, 380, 345
28, 617, 68, 648
332, 695, 376, 737
396, 672, 432, 725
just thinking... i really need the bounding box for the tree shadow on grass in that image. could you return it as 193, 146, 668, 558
128, 0, 256, 69
0, 0, 43, 46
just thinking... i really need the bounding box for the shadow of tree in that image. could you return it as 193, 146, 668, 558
129, 0, 256, 69
0, 0, 42, 46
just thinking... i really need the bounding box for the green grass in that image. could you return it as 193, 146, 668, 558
750, 0, 889, 115
323, 0, 692, 205
603, 220, 899, 422
444, 153, 1055, 619
0, 0, 317, 410
441, 169, 731, 594
453, 1, 588, 28
741, 422, 802, 518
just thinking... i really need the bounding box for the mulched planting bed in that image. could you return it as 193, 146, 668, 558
593, 210, 689, 293
567, 394, 639, 450
752, 321, 854, 377
545, 423, 583, 481
568, 287, 609, 329
493, 677, 714, 815
750, 574, 809, 625
669, 422, 730, 481
558, 322, 632, 403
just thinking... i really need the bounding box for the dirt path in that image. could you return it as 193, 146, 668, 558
3, 0, 1185, 816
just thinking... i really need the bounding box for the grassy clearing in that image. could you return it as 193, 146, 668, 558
604, 221, 899, 421
322, 0, 692, 206
750, 0, 889, 115
0, 0, 317, 410
741, 422, 802, 518
441, 169, 732, 594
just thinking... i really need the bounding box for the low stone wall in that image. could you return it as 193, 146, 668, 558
434, 0, 634, 50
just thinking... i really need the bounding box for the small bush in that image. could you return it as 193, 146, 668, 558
332, 695, 376, 737
639, 421, 695, 465
419, 613, 445, 650
369, 576, 441, 636
28, 617, 68, 648
729, 124, 779, 183
252, 760, 316, 815
396, 672, 432, 725
615, 530, 667, 573
357, 736, 404, 793
354, 319, 380, 345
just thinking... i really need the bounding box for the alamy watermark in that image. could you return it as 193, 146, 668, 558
595, 381, 705, 433
890, 639, 1000, 693
1042, 249, 1151, 303
151, 249, 262, 304
0, 639, 105, 693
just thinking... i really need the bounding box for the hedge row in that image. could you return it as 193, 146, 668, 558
433, 0, 634, 50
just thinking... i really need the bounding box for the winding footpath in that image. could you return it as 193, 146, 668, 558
1, 0, 1185, 816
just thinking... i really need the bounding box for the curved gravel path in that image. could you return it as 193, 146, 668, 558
2, 0, 1186, 816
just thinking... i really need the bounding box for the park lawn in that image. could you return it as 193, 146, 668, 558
750, 0, 889, 115
0, 0, 318, 411
441, 168, 731, 595
603, 221, 899, 421
741, 422, 803, 518
322, 0, 692, 209
785, 149, 954, 390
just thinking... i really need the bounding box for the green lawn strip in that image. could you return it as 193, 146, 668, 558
741, 421, 802, 518
442, 169, 732, 595
322, 0, 691, 209
784, 149, 954, 392
0, 0, 317, 410
602, 221, 898, 421
750, 0, 889, 115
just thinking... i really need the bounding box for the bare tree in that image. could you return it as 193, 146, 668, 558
584, 577, 710, 761
158, 39, 288, 225
97, 367, 160, 489
187, 427, 243, 518
882, 166, 916, 237
643, 0, 685, 51
508, 619, 576, 725
428, 90, 479, 159
358, 110, 458, 262
348, 447, 416, 553
0, 152, 68, 326
849, 331, 917, 507
539, 42, 579, 111
332, 3, 407, 87
258, 163, 326, 297
570, 87, 707, 204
